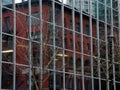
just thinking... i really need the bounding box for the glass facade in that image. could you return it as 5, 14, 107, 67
0, 0, 120, 90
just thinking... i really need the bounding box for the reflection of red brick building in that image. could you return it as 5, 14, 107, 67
2, 1, 96, 90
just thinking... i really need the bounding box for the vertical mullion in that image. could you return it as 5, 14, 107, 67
80, 0, 85, 90
89, 0, 94, 90
111, 0, 116, 90
97, 0, 101, 90
28, 0, 32, 90
72, 0, 76, 90
104, 0, 109, 90
52, 1, 56, 90
62, 1, 65, 90
0, 1, 2, 89
39, 0, 43, 89
118, 1, 120, 47
13, 0, 16, 90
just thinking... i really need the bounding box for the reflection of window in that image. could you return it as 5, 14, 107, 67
84, 60, 89, 66
27, 12, 40, 26
2, 52, 13, 62
70, 39, 73, 48
2, 34, 13, 49
98, 3, 105, 21
76, 22, 81, 33
77, 77, 81, 90
86, 25, 90, 35
2, 63, 13, 89
31, 31, 40, 41
49, 8, 53, 22
65, 38, 67, 48
64, 18, 67, 27
33, 51, 40, 66
55, 38, 59, 46
49, 72, 60, 90
83, 1, 89, 13
69, 57, 73, 67
5, 16, 10, 29
55, 8, 60, 25
70, 20, 73, 29
48, 24, 53, 36
76, 58, 81, 68
87, 43, 90, 50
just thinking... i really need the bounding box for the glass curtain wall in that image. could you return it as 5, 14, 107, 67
0, 0, 120, 90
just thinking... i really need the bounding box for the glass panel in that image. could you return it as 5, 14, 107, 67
64, 29, 73, 50
32, 67, 41, 90
98, 3, 105, 21
93, 57, 98, 77
16, 65, 29, 90
92, 1, 97, 17
116, 83, 120, 90
31, 42, 40, 66
100, 41, 106, 59
42, 71, 50, 89
107, 7, 111, 24
55, 72, 63, 89
82, 0, 90, 14
2, 0, 13, 8
42, 1, 53, 22
113, 10, 119, 27
98, 0, 104, 3
56, 48, 63, 71
94, 79, 99, 90
31, 12, 41, 42
75, 0, 81, 10
84, 77, 92, 90
43, 22, 53, 45
16, 13, 28, 38
2, 63, 13, 89
76, 53, 81, 73
100, 60, 106, 79
55, 26, 62, 47
113, 28, 119, 45
114, 45, 120, 63
2, 34, 13, 62
42, 46, 54, 70
101, 80, 106, 90
92, 19, 97, 38
65, 51, 73, 73
99, 22, 105, 40
84, 55, 91, 76
112, 0, 118, 9
83, 36, 91, 55
106, 0, 110, 6
65, 74, 74, 90
107, 25, 111, 36
93, 39, 98, 56
15, 0, 28, 13
16, 38, 29, 65
75, 12, 81, 33
65, 0, 73, 7
2, 8, 14, 35
75, 33, 81, 52
83, 15, 90, 36
76, 76, 82, 90
55, 3, 62, 26
49, 71, 54, 90
64, 8, 72, 30
115, 63, 120, 82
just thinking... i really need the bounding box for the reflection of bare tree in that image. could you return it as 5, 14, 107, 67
93, 41, 120, 90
